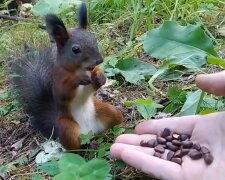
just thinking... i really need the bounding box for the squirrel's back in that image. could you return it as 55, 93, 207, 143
11, 45, 60, 138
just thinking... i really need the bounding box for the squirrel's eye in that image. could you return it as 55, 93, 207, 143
72, 45, 81, 54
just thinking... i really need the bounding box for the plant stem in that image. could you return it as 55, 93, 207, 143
196, 91, 205, 114
170, 0, 179, 20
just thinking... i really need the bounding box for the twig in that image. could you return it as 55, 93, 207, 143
0, 14, 26, 21
8, 172, 40, 180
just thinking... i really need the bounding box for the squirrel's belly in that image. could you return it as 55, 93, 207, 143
70, 86, 105, 134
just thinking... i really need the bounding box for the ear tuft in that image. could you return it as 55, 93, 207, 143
78, 2, 87, 29
45, 14, 69, 48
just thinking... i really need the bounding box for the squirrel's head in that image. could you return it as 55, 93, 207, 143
45, 3, 103, 72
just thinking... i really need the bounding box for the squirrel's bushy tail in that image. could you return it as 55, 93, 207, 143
10, 45, 59, 138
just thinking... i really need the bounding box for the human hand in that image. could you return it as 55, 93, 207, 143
110, 71, 225, 180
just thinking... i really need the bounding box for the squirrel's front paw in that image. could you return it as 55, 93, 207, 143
79, 75, 91, 85
91, 72, 106, 89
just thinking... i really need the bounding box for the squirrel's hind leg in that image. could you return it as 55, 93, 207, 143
93, 98, 124, 129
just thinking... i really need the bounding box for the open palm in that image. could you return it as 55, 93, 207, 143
111, 71, 225, 180
111, 112, 225, 180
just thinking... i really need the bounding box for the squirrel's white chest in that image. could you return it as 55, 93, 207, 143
70, 85, 105, 134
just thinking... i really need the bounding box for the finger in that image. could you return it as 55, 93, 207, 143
135, 115, 198, 135
120, 148, 182, 180
111, 142, 170, 160
115, 134, 156, 146
195, 71, 225, 96
110, 143, 154, 159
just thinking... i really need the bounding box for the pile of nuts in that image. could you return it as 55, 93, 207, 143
140, 128, 213, 165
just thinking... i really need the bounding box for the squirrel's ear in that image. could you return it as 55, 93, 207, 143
78, 3, 87, 29
45, 14, 69, 49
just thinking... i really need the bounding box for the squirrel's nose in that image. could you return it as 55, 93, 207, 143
96, 58, 103, 65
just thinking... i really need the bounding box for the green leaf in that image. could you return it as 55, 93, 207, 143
97, 143, 111, 158
143, 21, 218, 59
0, 166, 8, 173
80, 131, 95, 145
114, 160, 127, 170
104, 68, 120, 77
207, 56, 225, 69
148, 53, 207, 88
137, 104, 157, 119
164, 87, 187, 114
144, 21, 218, 89
124, 99, 163, 119
37, 159, 59, 176
0, 91, 9, 100
32, 0, 81, 16
0, 163, 17, 173
111, 125, 125, 136
199, 109, 217, 115
14, 156, 28, 165
79, 159, 110, 180
58, 153, 85, 173
168, 87, 187, 104
112, 58, 156, 84
177, 90, 205, 116
104, 55, 118, 68
201, 98, 225, 111
53, 172, 77, 180
97, 148, 107, 158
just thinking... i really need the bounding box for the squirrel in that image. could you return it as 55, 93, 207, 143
11, 3, 123, 150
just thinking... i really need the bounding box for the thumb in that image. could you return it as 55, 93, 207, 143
195, 71, 225, 96
119, 148, 181, 180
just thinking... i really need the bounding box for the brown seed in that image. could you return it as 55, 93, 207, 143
180, 134, 190, 141
201, 146, 210, 154
167, 151, 175, 161
147, 139, 156, 148
140, 140, 149, 147
193, 143, 201, 151
174, 150, 182, 158
171, 158, 182, 165
181, 141, 193, 148
166, 142, 179, 151
203, 153, 214, 165
181, 148, 190, 156
154, 145, 165, 153
161, 128, 171, 138
172, 140, 181, 146
154, 152, 162, 158
188, 149, 202, 160
172, 133, 180, 140
165, 136, 173, 141
157, 137, 167, 145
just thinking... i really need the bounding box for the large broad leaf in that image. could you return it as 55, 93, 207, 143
37, 159, 60, 176
53, 153, 111, 180
148, 53, 206, 89
32, 0, 81, 16
143, 21, 218, 90
105, 58, 157, 84
177, 90, 205, 116
53, 173, 77, 180
79, 159, 111, 180
143, 21, 218, 59
58, 153, 85, 174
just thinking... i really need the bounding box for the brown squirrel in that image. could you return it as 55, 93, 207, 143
11, 3, 123, 150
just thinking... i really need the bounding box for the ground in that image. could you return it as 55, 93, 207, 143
1, 0, 225, 180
